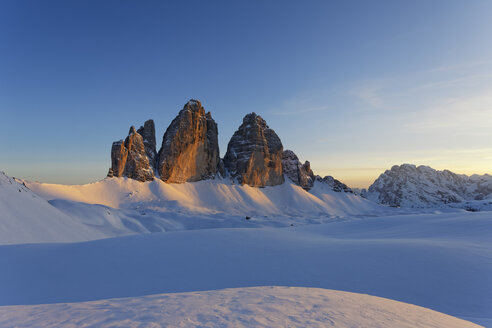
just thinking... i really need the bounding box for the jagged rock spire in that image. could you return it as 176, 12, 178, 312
108, 124, 154, 182
137, 119, 157, 172
224, 113, 284, 187
157, 99, 220, 183
282, 150, 314, 190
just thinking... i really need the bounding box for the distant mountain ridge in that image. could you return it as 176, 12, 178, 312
363, 164, 492, 208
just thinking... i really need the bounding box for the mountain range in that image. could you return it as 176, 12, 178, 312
362, 164, 492, 209
105, 99, 492, 210
107, 99, 351, 193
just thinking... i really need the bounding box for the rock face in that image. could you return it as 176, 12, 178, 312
106, 100, 353, 191
108, 126, 154, 182
157, 100, 220, 183
362, 164, 492, 208
282, 150, 314, 190
224, 113, 284, 187
282, 149, 352, 192
137, 119, 157, 171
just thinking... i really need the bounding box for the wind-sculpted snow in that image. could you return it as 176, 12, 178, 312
0, 212, 490, 326
18, 176, 387, 243
0, 172, 104, 244
0, 287, 481, 328
25, 177, 380, 216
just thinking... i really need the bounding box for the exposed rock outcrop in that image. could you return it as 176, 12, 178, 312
282, 150, 314, 190
108, 126, 154, 182
224, 113, 284, 187
106, 100, 353, 191
362, 164, 492, 208
315, 175, 353, 193
282, 149, 352, 192
137, 119, 157, 171
157, 100, 220, 183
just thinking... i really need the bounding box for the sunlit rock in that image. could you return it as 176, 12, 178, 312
157, 99, 220, 183
224, 113, 284, 187
108, 126, 154, 182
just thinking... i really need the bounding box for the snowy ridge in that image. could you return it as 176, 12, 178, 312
14, 176, 388, 243
0, 172, 104, 244
363, 164, 492, 208
25, 177, 379, 216
0, 287, 481, 328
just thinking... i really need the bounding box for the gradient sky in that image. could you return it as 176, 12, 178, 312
1, 0, 492, 188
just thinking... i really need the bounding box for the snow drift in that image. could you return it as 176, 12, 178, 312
0, 287, 481, 328
26, 177, 380, 217
0, 172, 104, 244
1, 176, 391, 244
1, 212, 490, 326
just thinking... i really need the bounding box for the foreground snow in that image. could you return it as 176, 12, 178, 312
0, 287, 481, 328
1, 212, 490, 326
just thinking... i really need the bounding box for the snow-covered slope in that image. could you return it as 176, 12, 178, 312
11, 177, 388, 243
0, 287, 481, 328
363, 164, 492, 208
1, 212, 490, 326
0, 172, 104, 244
26, 177, 378, 217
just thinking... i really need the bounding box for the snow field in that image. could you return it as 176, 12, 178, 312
0, 212, 490, 326
0, 287, 482, 328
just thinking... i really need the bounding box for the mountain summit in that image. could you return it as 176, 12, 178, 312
224, 113, 284, 187
363, 164, 492, 208
157, 100, 221, 183
107, 124, 154, 182
107, 99, 352, 192
108, 100, 221, 183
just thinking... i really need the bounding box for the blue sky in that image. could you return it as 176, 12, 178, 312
1, 0, 491, 187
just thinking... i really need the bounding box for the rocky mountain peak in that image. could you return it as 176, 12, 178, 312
107, 124, 154, 182
362, 163, 492, 208
106, 100, 353, 191
315, 175, 353, 193
242, 112, 264, 125
282, 150, 315, 190
137, 119, 157, 170
157, 100, 220, 183
224, 113, 284, 187
281, 149, 352, 193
